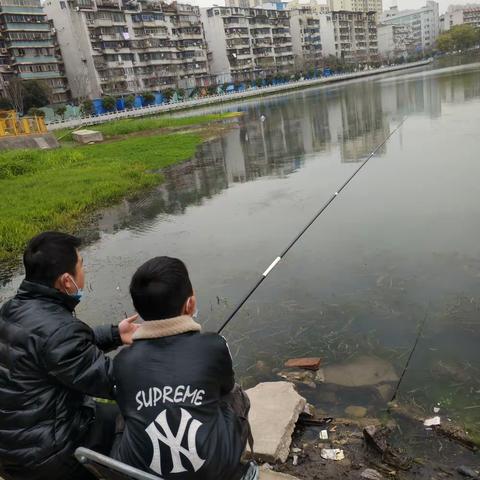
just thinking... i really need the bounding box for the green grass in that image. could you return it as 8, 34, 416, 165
54, 112, 240, 141
0, 132, 202, 261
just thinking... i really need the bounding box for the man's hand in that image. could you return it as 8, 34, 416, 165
119, 314, 140, 345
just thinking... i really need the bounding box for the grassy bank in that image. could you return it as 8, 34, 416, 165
1, 113, 237, 262
54, 112, 240, 140
0, 133, 201, 261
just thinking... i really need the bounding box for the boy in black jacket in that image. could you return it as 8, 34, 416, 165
113, 256, 252, 480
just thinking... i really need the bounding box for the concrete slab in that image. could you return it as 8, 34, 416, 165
0, 134, 59, 151
72, 129, 103, 144
246, 382, 306, 463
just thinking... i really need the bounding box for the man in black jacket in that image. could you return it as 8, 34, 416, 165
0, 232, 138, 480
113, 256, 252, 480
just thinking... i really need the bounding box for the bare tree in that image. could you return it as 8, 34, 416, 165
5, 78, 25, 113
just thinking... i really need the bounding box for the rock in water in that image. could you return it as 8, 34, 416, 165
345, 406, 367, 418
323, 355, 399, 387
284, 357, 321, 370
246, 382, 306, 463
457, 466, 480, 478
361, 468, 384, 480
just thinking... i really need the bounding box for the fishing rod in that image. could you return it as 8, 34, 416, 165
217, 116, 408, 334
390, 311, 428, 402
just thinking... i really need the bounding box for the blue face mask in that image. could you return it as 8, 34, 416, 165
67, 276, 84, 302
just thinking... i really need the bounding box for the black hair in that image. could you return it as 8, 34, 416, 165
23, 231, 81, 287
130, 256, 193, 321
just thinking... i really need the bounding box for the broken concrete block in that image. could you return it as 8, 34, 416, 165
284, 357, 321, 370
246, 382, 306, 463
72, 129, 103, 144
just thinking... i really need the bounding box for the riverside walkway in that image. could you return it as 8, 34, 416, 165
46, 59, 432, 132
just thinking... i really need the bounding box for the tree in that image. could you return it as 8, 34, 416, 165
436, 24, 480, 52
5, 78, 25, 113
102, 96, 116, 111
124, 94, 135, 109
143, 91, 155, 105
80, 99, 95, 116
55, 105, 67, 120
27, 107, 46, 117
23, 80, 51, 113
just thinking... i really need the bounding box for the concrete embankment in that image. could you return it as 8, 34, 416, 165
47, 59, 432, 132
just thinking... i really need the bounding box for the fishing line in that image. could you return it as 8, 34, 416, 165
218, 116, 408, 334
390, 311, 428, 402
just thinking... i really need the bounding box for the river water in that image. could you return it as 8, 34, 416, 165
2, 59, 480, 436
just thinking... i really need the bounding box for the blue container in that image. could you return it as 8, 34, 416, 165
116, 98, 125, 111
323, 68, 332, 77
92, 98, 105, 115
134, 96, 143, 108
154, 92, 164, 105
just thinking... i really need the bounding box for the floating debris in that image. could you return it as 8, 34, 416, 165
424, 416, 441, 427
319, 430, 329, 440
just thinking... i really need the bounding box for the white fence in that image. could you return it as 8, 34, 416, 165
47, 60, 432, 132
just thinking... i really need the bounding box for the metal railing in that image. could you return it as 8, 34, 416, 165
46, 59, 432, 132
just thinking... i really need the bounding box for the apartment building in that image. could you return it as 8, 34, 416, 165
289, 2, 334, 68
0, 0, 69, 103
200, 6, 294, 83
44, 0, 209, 100
324, 10, 378, 63
377, 23, 416, 59
380, 1, 440, 51
442, 4, 480, 31
328, 0, 383, 17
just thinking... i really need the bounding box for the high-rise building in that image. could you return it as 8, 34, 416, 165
377, 23, 416, 59
0, 0, 69, 104
323, 10, 378, 63
442, 4, 480, 30
380, 1, 439, 51
328, 0, 382, 16
200, 6, 294, 83
44, 0, 210, 100
289, 2, 334, 68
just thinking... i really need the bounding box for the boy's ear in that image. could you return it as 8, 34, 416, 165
183, 295, 197, 317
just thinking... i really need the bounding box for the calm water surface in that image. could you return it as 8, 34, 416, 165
2, 60, 480, 434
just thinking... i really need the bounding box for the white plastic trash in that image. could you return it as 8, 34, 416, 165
319, 430, 329, 440
424, 416, 441, 427
320, 448, 345, 461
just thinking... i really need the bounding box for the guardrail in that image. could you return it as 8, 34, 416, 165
47, 59, 432, 132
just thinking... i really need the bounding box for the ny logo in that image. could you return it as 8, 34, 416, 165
145, 408, 206, 476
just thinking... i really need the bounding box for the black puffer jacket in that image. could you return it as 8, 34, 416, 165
113, 317, 247, 480
0, 280, 122, 468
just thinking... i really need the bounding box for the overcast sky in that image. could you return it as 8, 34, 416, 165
189, 0, 467, 15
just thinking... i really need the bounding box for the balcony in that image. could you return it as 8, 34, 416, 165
96, 0, 120, 8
